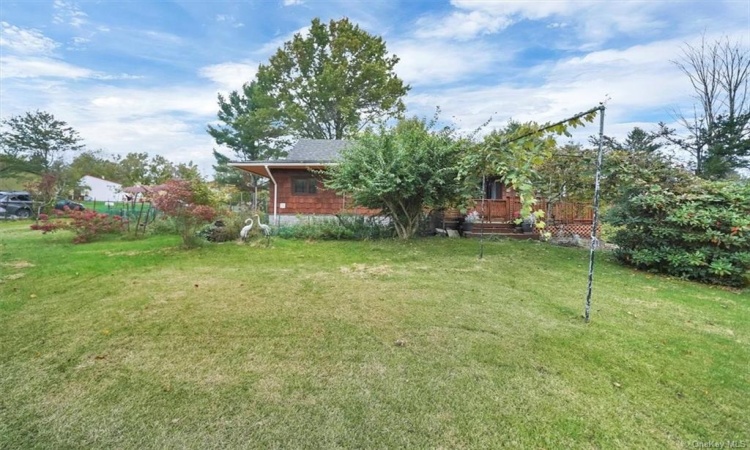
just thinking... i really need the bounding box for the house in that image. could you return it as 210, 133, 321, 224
79, 175, 122, 203
229, 139, 371, 224
229, 139, 594, 235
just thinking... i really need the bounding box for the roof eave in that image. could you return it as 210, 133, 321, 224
228, 161, 338, 178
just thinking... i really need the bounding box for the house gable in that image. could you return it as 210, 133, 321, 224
229, 139, 369, 220
228, 138, 351, 177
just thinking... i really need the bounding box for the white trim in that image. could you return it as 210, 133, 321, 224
264, 164, 278, 224
228, 162, 338, 168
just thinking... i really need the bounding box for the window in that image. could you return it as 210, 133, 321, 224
484, 178, 503, 199
292, 177, 317, 195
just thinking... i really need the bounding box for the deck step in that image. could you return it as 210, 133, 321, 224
464, 231, 539, 240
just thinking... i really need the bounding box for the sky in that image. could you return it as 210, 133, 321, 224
1, 0, 749, 177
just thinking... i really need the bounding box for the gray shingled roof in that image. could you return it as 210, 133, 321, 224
283, 139, 351, 163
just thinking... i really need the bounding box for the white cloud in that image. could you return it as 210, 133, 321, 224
198, 62, 258, 91
71, 36, 90, 46
76, 116, 215, 170
415, 10, 513, 40
254, 26, 309, 56
86, 86, 218, 117
405, 37, 696, 140
76, 88, 219, 174
0, 56, 94, 79
0, 22, 60, 54
0, 74, 221, 176
415, 0, 668, 45
392, 40, 509, 86
413, 0, 579, 41
140, 30, 183, 45
450, 0, 585, 19
215, 14, 244, 28
53, 0, 88, 28
0, 55, 141, 80
282, 0, 304, 6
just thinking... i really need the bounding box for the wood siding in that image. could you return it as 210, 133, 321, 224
270, 169, 373, 216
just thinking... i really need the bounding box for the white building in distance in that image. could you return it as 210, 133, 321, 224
79, 175, 122, 202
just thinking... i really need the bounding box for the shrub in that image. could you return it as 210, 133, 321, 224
196, 212, 243, 242
223, 210, 263, 241
277, 215, 394, 240
194, 210, 270, 243
149, 180, 218, 248
146, 215, 178, 236
606, 180, 750, 287
30, 207, 125, 243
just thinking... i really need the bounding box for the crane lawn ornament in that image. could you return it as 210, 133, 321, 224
254, 214, 272, 246
239, 218, 253, 241
255, 214, 271, 236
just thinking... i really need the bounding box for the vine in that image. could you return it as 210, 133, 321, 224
460, 107, 601, 237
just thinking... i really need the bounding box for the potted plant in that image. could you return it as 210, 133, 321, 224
521, 213, 535, 233
462, 210, 481, 234
512, 212, 523, 233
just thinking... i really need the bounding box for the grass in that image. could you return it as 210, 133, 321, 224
0, 221, 748, 449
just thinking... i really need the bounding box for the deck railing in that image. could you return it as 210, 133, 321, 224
473, 199, 593, 224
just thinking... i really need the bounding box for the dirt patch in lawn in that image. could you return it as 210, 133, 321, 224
2, 260, 35, 269
340, 264, 393, 277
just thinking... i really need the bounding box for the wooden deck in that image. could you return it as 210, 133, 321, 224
462, 222, 539, 240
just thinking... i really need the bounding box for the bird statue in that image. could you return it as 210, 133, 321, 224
255, 214, 271, 237
239, 218, 253, 241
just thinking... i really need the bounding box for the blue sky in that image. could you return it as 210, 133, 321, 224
1, 0, 748, 176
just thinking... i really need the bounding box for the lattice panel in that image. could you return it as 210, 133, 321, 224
544, 223, 601, 238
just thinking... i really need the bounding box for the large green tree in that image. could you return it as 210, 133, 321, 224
115, 152, 199, 186
325, 117, 466, 239
117, 152, 150, 186
701, 112, 750, 178
67, 150, 124, 183
622, 127, 662, 153
207, 81, 287, 207
212, 150, 253, 189
0, 111, 84, 175
590, 127, 662, 154
256, 17, 409, 139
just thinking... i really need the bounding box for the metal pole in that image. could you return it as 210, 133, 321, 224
584, 106, 605, 323
479, 173, 486, 259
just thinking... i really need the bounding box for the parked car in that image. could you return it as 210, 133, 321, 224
0, 191, 34, 219
54, 199, 85, 211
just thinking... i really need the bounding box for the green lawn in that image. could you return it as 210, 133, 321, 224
1, 221, 748, 449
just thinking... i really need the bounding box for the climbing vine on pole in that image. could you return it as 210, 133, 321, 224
459, 105, 605, 321
460, 107, 601, 234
